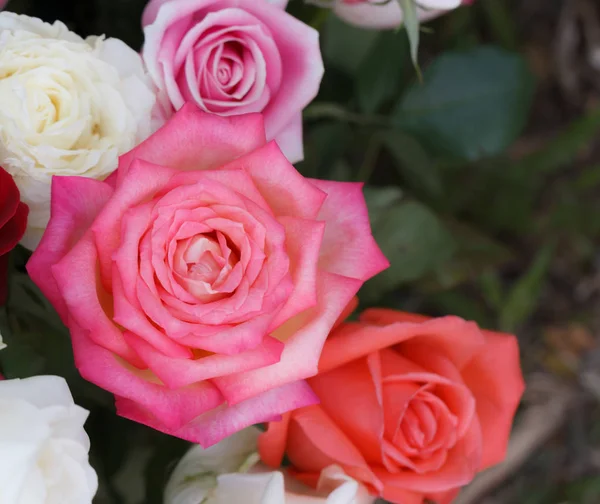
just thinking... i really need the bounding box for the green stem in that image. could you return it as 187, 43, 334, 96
304, 103, 390, 128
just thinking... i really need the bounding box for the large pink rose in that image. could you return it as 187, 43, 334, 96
27, 105, 388, 447
333, 0, 472, 29
141, 0, 322, 164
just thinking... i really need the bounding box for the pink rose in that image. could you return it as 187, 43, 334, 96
28, 105, 388, 447
141, 0, 322, 164
333, 0, 471, 29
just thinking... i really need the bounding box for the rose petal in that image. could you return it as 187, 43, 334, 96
92, 159, 177, 289
259, 411, 291, 467
125, 331, 284, 389
320, 315, 486, 373
0, 201, 27, 255
310, 179, 389, 282
27, 177, 113, 322
308, 359, 384, 465
52, 234, 145, 366
0, 167, 20, 229
116, 104, 267, 184
461, 330, 524, 469
272, 113, 303, 164
116, 379, 318, 447
213, 271, 363, 404
69, 317, 225, 431
373, 416, 482, 493
268, 216, 325, 330
284, 405, 382, 493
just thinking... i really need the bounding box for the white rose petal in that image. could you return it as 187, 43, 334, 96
0, 12, 157, 249
164, 428, 375, 504
332, 0, 462, 29
0, 375, 98, 504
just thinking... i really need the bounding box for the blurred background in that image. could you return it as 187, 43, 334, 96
5, 0, 600, 502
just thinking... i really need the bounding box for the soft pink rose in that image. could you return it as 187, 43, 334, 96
333, 0, 471, 29
141, 0, 322, 164
27, 105, 388, 447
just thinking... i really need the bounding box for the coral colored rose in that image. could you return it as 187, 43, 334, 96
27, 105, 388, 447
260, 309, 524, 504
141, 0, 323, 163
333, 0, 472, 29
0, 166, 28, 306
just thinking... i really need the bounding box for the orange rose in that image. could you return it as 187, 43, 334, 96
259, 309, 524, 504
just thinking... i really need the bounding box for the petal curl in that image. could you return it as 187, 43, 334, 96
310, 179, 389, 282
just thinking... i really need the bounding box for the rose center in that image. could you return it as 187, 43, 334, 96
400, 399, 437, 450
173, 231, 239, 301
391, 388, 459, 464
216, 62, 232, 85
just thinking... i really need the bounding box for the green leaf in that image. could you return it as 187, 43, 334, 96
380, 130, 442, 197
356, 30, 408, 113
394, 46, 535, 160
363, 186, 404, 222
418, 221, 514, 291
397, 0, 421, 75
499, 244, 554, 332
299, 121, 352, 178
323, 15, 379, 74
479, 269, 505, 310
479, 0, 519, 50
361, 197, 457, 302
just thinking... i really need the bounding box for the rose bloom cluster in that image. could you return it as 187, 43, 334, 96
0, 1, 522, 504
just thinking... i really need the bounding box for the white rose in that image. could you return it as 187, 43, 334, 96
332, 0, 462, 29
0, 375, 98, 504
0, 12, 157, 249
0, 327, 5, 350
164, 428, 375, 504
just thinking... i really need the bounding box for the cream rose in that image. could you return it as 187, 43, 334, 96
0, 12, 156, 249
0, 375, 98, 504
164, 428, 374, 504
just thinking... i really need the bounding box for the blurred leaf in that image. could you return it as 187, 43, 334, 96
418, 221, 514, 291
2, 272, 113, 407
362, 197, 457, 302
438, 157, 537, 235
480, 269, 505, 310
565, 476, 600, 503
397, 0, 421, 76
394, 46, 535, 160
517, 108, 600, 175
380, 131, 442, 197
299, 121, 352, 178
363, 186, 404, 220
323, 15, 379, 74
499, 244, 554, 332
479, 0, 519, 50
572, 163, 600, 191
356, 31, 408, 113
329, 159, 353, 181
0, 308, 46, 378
427, 291, 491, 327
